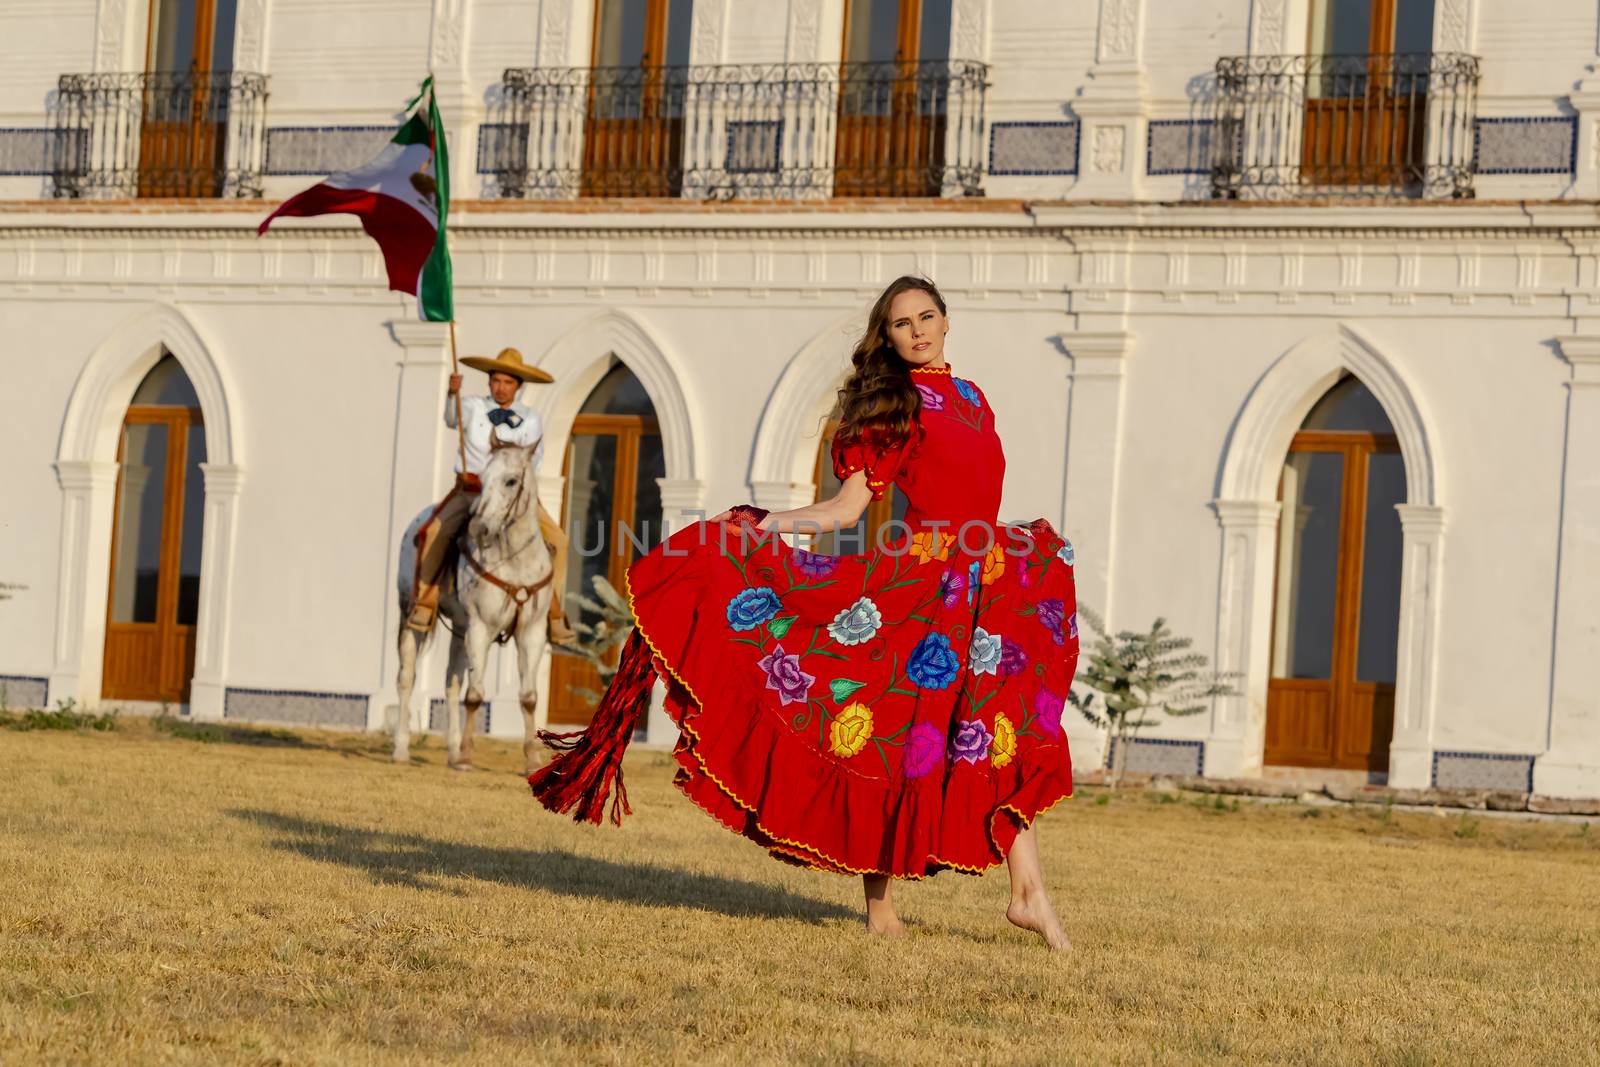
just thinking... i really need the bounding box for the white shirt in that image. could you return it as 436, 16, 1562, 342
446, 393, 545, 475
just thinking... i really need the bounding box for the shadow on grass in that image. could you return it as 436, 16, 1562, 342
230, 808, 856, 924
153, 717, 397, 762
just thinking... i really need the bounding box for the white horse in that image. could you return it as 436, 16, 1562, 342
393, 443, 555, 773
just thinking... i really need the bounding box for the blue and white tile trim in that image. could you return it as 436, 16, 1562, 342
476, 122, 526, 176
0, 130, 72, 178
1146, 119, 1215, 176
1431, 750, 1536, 792
1106, 736, 1206, 777
988, 120, 1079, 176
264, 125, 394, 176
224, 687, 369, 729
0, 675, 49, 709
1473, 116, 1577, 176
427, 697, 489, 735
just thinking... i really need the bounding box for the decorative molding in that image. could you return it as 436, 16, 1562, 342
429, 0, 470, 72
749, 309, 861, 489
94, 0, 130, 72
1097, 0, 1140, 63
690, 0, 728, 65
786, 0, 823, 63
1435, 0, 1472, 53
1218, 325, 1437, 506
539, 0, 570, 67
1091, 125, 1126, 174
1057, 329, 1136, 622
234, 0, 270, 73
1250, 0, 1286, 55
951, 0, 989, 61
531, 308, 703, 484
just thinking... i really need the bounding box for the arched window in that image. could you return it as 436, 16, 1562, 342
551, 360, 664, 724
104, 353, 207, 703
1267, 374, 1405, 772
812, 409, 907, 554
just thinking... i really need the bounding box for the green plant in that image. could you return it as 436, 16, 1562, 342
1455, 814, 1481, 840
1, 699, 117, 733
1067, 606, 1240, 788
549, 575, 636, 709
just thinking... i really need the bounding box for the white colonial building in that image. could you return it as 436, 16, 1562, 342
1, 0, 1597, 799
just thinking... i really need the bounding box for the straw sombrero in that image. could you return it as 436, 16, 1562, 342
460, 346, 554, 384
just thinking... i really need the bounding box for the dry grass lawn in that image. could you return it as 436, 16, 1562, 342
2, 717, 1597, 1066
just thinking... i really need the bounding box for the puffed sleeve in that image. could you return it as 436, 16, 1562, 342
830, 425, 910, 501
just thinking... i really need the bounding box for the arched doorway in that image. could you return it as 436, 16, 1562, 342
1266, 374, 1405, 771
812, 411, 907, 553
550, 360, 665, 724
103, 354, 207, 703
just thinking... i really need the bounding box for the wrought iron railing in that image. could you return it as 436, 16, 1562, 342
1211, 53, 1479, 199
485, 59, 988, 199
51, 71, 269, 198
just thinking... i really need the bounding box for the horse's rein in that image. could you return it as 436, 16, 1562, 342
465, 434, 552, 632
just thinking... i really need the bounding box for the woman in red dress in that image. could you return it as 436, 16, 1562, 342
531, 276, 1078, 950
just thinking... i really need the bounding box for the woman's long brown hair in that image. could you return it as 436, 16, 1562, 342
833, 275, 947, 452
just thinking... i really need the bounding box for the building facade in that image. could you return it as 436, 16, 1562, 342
1, 0, 1597, 799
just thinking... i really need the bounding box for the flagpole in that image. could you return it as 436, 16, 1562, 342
449, 319, 468, 475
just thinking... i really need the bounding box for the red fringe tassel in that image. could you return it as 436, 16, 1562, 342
527, 630, 658, 825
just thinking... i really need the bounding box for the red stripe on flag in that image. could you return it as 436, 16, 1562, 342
258, 185, 436, 296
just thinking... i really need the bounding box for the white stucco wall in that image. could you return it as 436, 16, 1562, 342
1, 0, 1597, 796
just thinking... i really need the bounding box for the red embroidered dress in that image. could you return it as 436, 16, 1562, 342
604, 365, 1075, 877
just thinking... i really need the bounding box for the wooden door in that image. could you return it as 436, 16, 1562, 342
835, 0, 952, 197
1301, 0, 1435, 188
582, 0, 693, 196
139, 0, 238, 197
550, 412, 664, 724
1265, 430, 1404, 771
104, 404, 207, 703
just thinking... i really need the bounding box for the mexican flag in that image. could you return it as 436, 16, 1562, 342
258, 77, 454, 321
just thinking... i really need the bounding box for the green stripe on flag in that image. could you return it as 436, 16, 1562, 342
418, 84, 454, 323
392, 111, 432, 147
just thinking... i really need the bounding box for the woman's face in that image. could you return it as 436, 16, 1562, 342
883, 289, 948, 368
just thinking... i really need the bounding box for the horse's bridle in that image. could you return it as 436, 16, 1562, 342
462, 436, 554, 638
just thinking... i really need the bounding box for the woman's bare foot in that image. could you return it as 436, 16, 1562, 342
1006, 890, 1071, 952
865, 916, 907, 938
862, 874, 905, 938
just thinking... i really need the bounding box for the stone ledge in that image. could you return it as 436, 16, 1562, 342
1072, 769, 1600, 816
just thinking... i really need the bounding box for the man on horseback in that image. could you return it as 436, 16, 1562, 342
406, 346, 576, 643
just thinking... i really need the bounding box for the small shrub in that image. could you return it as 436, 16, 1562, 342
0, 700, 117, 733
1069, 608, 1239, 788
1455, 814, 1481, 840
1094, 794, 1110, 807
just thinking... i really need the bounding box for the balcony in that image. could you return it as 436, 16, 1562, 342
51, 71, 269, 199
484, 59, 988, 200
1211, 53, 1480, 200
